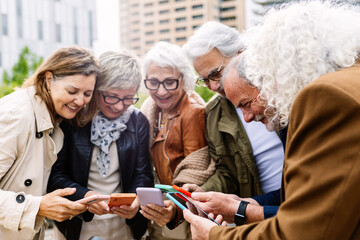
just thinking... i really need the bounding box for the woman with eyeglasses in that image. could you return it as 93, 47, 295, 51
0, 46, 99, 240
47, 50, 153, 240
140, 42, 209, 240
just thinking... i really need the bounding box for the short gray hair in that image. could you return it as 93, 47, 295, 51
98, 50, 142, 91
143, 41, 196, 92
183, 21, 244, 60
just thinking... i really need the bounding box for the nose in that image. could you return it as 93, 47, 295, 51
74, 96, 85, 107
242, 109, 255, 122
157, 84, 168, 95
209, 81, 220, 92
113, 100, 125, 111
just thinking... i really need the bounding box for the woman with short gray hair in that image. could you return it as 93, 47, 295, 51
140, 42, 213, 240
48, 50, 153, 240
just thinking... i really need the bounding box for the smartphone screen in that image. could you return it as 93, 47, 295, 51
166, 192, 221, 226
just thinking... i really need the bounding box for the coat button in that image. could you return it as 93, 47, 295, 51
161, 135, 164, 138
16, 194, 25, 203
24, 179, 32, 187
36, 132, 43, 138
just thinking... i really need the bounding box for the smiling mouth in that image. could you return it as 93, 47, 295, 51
66, 104, 79, 111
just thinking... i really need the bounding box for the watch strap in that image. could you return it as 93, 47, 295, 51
234, 200, 249, 226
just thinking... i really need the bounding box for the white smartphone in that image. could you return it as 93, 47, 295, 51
75, 194, 110, 205
136, 187, 164, 207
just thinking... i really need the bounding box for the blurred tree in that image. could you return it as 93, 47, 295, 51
195, 86, 215, 103
0, 46, 43, 97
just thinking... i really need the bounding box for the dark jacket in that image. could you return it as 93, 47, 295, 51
47, 109, 154, 240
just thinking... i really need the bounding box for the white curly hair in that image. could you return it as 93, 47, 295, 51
240, 0, 360, 129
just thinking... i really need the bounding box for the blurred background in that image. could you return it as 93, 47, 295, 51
1, 0, 359, 103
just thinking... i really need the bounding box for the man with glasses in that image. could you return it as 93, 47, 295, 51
182, 21, 285, 220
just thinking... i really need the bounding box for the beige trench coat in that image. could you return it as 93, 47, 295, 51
0, 86, 63, 240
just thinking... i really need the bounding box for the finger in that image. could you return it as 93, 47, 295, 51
221, 220, 227, 227
53, 188, 77, 197
214, 214, 223, 223
183, 209, 196, 224
191, 192, 210, 202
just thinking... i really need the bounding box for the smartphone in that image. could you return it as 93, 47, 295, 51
172, 185, 192, 197
166, 192, 221, 226
107, 193, 137, 207
75, 194, 110, 205
136, 187, 164, 207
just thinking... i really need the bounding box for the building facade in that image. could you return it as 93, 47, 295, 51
119, 0, 245, 56
0, 0, 97, 78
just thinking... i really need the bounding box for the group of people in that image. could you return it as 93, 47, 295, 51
0, 1, 359, 240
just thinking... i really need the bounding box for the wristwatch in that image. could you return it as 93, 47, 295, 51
234, 200, 249, 226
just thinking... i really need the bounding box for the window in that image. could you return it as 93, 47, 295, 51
131, 38, 140, 42
2, 14, 8, 35
192, 25, 199, 29
56, 24, 61, 42
145, 21, 154, 26
145, 3, 153, 7
145, 12, 153, 16
160, 19, 169, 24
73, 8, 78, 44
16, 0, 23, 38
221, 7, 236, 12
159, 0, 169, 4
176, 27, 186, 32
175, 7, 185, 12
131, 20, 140, 24
38, 20, 43, 40
145, 31, 154, 35
192, 4, 203, 9
89, 11, 93, 47
160, 29, 169, 33
146, 40, 154, 45
159, 10, 169, 14
160, 38, 170, 42
192, 14, 203, 20
176, 17, 186, 22
221, 16, 236, 21
175, 0, 185, 2
176, 37, 186, 42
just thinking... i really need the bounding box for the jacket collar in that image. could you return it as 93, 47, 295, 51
28, 86, 54, 132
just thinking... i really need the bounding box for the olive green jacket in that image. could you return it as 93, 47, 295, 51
201, 95, 263, 197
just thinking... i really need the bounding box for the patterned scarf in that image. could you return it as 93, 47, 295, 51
90, 105, 134, 177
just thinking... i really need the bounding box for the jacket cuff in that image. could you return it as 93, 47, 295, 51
5, 193, 43, 232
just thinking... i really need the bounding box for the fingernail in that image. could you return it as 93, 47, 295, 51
191, 193, 197, 199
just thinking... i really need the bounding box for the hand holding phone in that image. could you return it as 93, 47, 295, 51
75, 194, 110, 205
107, 193, 137, 208
136, 187, 164, 207
166, 192, 221, 226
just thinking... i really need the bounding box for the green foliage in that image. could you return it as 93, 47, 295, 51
1, 46, 43, 98
195, 85, 216, 102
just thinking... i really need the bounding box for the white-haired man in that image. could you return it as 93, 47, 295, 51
184, 1, 360, 240
182, 22, 285, 220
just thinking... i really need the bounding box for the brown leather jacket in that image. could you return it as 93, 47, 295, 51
141, 91, 207, 185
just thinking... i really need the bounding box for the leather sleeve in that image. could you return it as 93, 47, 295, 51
210, 77, 360, 239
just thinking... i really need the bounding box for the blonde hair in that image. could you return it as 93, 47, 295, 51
22, 46, 100, 127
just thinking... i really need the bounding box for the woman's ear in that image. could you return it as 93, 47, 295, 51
44, 71, 53, 90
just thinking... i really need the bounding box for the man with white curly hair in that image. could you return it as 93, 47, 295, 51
183, 1, 360, 239
182, 21, 285, 209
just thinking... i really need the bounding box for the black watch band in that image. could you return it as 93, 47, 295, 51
234, 200, 249, 226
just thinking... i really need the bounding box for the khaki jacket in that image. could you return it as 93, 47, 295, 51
210, 65, 360, 239
201, 95, 262, 197
0, 86, 63, 240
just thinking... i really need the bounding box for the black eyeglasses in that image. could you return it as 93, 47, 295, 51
102, 92, 139, 105
144, 77, 180, 90
196, 59, 226, 87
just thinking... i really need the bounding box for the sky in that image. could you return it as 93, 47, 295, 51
93, 0, 120, 57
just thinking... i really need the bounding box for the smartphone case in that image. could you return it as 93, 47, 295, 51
107, 193, 136, 207
136, 187, 164, 207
